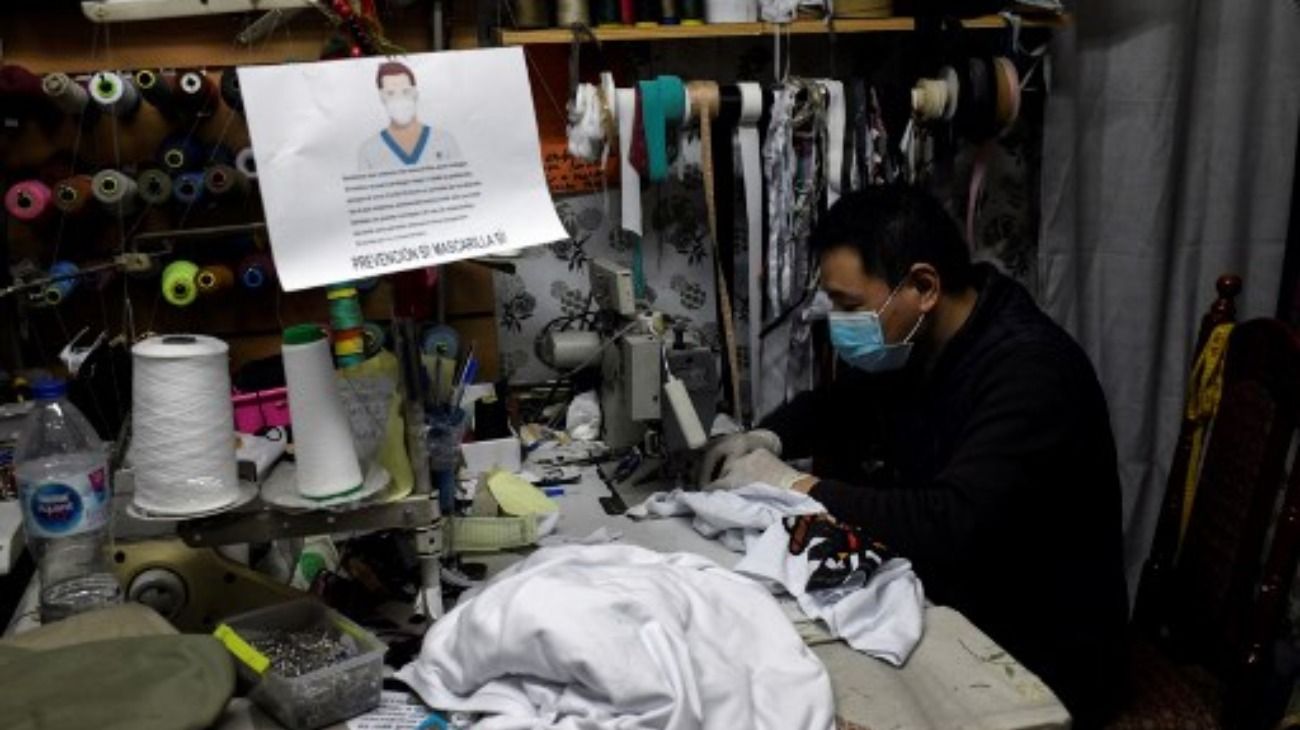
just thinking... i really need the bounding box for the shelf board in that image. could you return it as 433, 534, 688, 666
498, 13, 1070, 44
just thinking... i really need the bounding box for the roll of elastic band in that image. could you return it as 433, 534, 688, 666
511, 0, 548, 28
640, 75, 685, 183
234, 147, 257, 180
196, 264, 235, 296
42, 73, 89, 115
89, 71, 140, 117
220, 67, 243, 114
43, 261, 79, 305
135, 69, 176, 116
176, 70, 217, 116
173, 171, 205, 206
5, 180, 54, 224
705, 0, 756, 21
53, 175, 94, 216
137, 169, 173, 205
92, 169, 139, 215
204, 163, 247, 198
162, 260, 200, 306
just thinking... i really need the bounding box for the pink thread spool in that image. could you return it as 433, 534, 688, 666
4, 180, 54, 224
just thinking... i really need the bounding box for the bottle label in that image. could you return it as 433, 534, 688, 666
20, 466, 109, 538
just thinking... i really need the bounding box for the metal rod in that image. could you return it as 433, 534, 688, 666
132, 221, 267, 243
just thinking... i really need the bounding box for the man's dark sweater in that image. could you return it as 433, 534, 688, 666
762, 265, 1128, 725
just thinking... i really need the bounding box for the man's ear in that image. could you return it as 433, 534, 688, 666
908, 263, 942, 313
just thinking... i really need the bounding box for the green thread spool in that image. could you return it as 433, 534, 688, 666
335, 353, 365, 368
162, 260, 200, 307
326, 285, 364, 331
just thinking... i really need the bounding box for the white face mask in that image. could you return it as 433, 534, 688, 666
385, 97, 417, 126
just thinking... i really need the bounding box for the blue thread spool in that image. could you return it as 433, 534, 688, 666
42, 261, 80, 305
159, 135, 204, 172
239, 253, 274, 290
172, 171, 205, 206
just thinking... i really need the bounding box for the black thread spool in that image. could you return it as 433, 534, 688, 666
220, 67, 243, 114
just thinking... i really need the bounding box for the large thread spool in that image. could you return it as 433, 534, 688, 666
129, 335, 240, 516
556, 0, 590, 25
196, 264, 235, 297
162, 260, 200, 307
238, 253, 276, 290
4, 180, 54, 224
176, 69, 217, 116
220, 67, 243, 114
137, 169, 173, 205
88, 71, 140, 118
135, 69, 177, 116
635, 0, 660, 25
42, 261, 80, 306
172, 171, 206, 207
0, 65, 55, 122
41, 73, 90, 115
679, 0, 703, 24
203, 163, 248, 198
159, 135, 204, 172
511, 0, 549, 28
234, 147, 258, 181
53, 175, 94, 217
592, 0, 621, 24
281, 324, 363, 499
327, 285, 366, 368
92, 169, 140, 215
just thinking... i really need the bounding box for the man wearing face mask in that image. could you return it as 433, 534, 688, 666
702, 186, 1127, 728
357, 61, 462, 171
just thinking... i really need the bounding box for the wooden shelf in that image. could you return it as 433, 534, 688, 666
497, 13, 1069, 44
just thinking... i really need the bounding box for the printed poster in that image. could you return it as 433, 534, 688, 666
239, 48, 567, 291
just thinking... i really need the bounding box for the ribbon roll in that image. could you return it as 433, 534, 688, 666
639, 75, 686, 183
42, 73, 89, 115
135, 69, 177, 116
736, 82, 764, 423
137, 169, 173, 205
196, 264, 235, 296
43, 261, 80, 306
53, 175, 94, 216
173, 171, 206, 207
92, 169, 139, 215
5, 180, 54, 224
220, 67, 243, 114
88, 71, 140, 118
616, 88, 643, 237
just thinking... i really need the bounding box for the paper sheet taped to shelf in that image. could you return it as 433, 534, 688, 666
239, 48, 566, 290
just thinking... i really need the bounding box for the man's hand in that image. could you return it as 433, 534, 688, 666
708, 449, 812, 491
696, 429, 783, 485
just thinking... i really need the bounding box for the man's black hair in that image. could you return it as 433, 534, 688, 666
809, 186, 973, 291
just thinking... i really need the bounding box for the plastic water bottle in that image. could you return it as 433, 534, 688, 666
15, 377, 121, 622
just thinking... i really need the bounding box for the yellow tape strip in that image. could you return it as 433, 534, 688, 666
213, 623, 271, 675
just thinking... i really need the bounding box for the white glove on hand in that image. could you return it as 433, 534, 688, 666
708, 449, 809, 491
697, 429, 783, 485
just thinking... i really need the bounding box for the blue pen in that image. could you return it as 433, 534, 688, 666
542, 486, 566, 497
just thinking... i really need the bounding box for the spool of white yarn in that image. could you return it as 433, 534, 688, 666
130, 335, 240, 515
282, 324, 363, 500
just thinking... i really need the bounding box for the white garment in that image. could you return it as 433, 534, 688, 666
626, 483, 823, 552
736, 526, 925, 666
397, 544, 835, 730
628, 484, 925, 666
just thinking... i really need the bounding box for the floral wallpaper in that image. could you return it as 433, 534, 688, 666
493, 169, 720, 384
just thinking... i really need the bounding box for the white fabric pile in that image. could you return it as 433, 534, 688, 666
397, 544, 835, 730
629, 484, 925, 666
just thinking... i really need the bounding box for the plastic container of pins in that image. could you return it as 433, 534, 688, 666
216, 600, 385, 730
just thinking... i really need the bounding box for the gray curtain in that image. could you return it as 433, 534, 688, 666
1039, 0, 1300, 595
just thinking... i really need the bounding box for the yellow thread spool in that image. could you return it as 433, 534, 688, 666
162, 260, 200, 307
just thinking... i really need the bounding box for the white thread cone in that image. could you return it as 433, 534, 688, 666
282, 324, 362, 499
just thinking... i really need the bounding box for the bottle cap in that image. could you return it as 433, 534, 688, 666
31, 377, 67, 400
